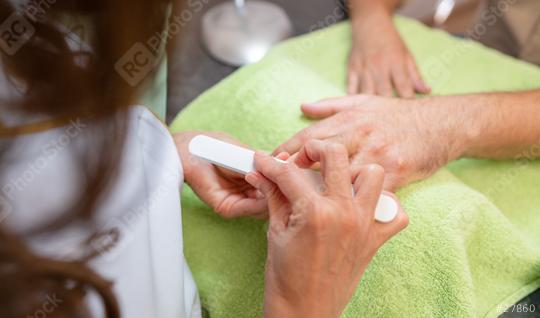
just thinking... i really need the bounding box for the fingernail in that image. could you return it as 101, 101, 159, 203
302, 102, 320, 108
255, 190, 264, 199
277, 152, 290, 160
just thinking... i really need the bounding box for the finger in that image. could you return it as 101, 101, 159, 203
275, 152, 290, 161
288, 152, 321, 171
347, 71, 360, 95
273, 117, 342, 156
245, 172, 287, 228
371, 68, 393, 97
276, 96, 371, 155
391, 65, 415, 98
360, 71, 375, 95
407, 56, 431, 94
300, 95, 366, 119
349, 152, 407, 192
253, 152, 317, 202
216, 165, 246, 181
294, 140, 350, 196
324, 129, 364, 160
245, 188, 264, 199
352, 164, 385, 221
273, 127, 321, 156
217, 197, 268, 219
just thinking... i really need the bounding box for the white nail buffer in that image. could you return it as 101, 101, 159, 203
188, 135, 398, 223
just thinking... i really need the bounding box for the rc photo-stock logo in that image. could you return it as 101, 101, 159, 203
115, 41, 158, 87
0, 12, 35, 55
0, 194, 13, 224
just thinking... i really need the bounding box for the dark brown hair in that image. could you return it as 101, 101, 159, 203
0, 0, 175, 316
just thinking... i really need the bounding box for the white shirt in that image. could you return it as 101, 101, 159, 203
2, 106, 201, 318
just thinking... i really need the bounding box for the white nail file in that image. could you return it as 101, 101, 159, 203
188, 135, 398, 223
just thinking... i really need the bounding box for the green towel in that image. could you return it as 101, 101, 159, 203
169, 17, 540, 318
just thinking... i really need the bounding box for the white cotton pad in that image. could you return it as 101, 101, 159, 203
189, 135, 398, 223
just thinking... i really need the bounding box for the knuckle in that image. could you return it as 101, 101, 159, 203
366, 164, 385, 178
359, 122, 374, 135
368, 142, 387, 157
305, 138, 319, 150
214, 202, 232, 218
325, 142, 347, 157
297, 129, 313, 142
389, 155, 408, 173
348, 59, 361, 70
276, 163, 296, 180
282, 162, 296, 175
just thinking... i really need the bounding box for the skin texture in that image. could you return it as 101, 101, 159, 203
347, 0, 430, 97
245, 142, 408, 318
275, 90, 540, 191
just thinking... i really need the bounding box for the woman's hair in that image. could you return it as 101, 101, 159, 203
0, 0, 176, 316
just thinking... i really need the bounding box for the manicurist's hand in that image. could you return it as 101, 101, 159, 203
245, 141, 408, 318
174, 131, 287, 219
274, 95, 468, 191
348, 2, 430, 97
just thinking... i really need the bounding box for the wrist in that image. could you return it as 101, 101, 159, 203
263, 271, 342, 318
422, 96, 484, 161
264, 292, 335, 318
455, 94, 505, 158
350, 7, 398, 49
350, 1, 393, 18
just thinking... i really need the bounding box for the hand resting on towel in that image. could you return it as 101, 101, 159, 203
276, 91, 540, 191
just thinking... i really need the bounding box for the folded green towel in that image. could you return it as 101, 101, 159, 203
169, 17, 540, 318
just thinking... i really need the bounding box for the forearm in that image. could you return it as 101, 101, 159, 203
436, 90, 540, 159
348, 0, 401, 17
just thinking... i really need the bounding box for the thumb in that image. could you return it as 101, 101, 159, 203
300, 95, 369, 119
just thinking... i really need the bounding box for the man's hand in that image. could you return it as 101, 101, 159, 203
175, 131, 287, 219
274, 95, 467, 191
348, 1, 430, 97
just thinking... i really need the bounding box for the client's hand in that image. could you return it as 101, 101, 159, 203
245, 140, 408, 318
174, 131, 284, 219
348, 5, 430, 97
274, 95, 467, 191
